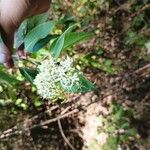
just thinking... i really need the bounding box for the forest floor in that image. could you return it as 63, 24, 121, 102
0, 0, 150, 150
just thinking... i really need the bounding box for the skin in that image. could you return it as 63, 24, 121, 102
0, 0, 50, 68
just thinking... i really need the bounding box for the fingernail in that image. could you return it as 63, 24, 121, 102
17, 50, 27, 59
0, 43, 9, 63
20, 56, 27, 59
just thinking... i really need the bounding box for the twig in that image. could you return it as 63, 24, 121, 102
0, 109, 78, 140
131, 4, 150, 18
61, 106, 71, 115
70, 129, 83, 139
0, 130, 22, 139
58, 119, 76, 150
30, 109, 78, 130
139, 28, 150, 36
113, 4, 150, 38
29, 105, 59, 122
135, 63, 150, 77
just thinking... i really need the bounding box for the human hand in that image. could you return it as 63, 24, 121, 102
0, 0, 50, 68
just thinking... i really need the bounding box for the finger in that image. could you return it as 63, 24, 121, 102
0, 43, 10, 63
17, 44, 27, 59
29, 0, 50, 16
0, 26, 15, 68
36, 0, 50, 14
4, 59, 14, 68
0, 42, 14, 68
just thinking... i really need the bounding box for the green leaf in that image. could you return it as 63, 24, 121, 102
121, 122, 130, 129
126, 128, 137, 137
27, 13, 49, 31
14, 20, 28, 49
25, 21, 55, 52
103, 136, 118, 150
15, 99, 23, 105
103, 60, 113, 74
63, 73, 96, 93
59, 14, 76, 25
19, 68, 38, 85
32, 34, 58, 52
78, 74, 96, 92
114, 107, 125, 120
50, 24, 78, 58
34, 100, 42, 107
63, 32, 92, 49
14, 13, 49, 49
51, 35, 65, 58
104, 60, 112, 66
0, 71, 20, 86
49, 32, 91, 53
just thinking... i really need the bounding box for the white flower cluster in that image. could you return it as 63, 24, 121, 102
34, 56, 80, 99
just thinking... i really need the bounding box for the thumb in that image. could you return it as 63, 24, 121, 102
0, 25, 14, 68
0, 42, 13, 68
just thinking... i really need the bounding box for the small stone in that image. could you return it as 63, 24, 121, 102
91, 95, 98, 102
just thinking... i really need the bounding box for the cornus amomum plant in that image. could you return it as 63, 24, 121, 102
0, 13, 95, 101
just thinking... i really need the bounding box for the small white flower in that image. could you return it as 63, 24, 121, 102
34, 56, 80, 100
60, 56, 73, 72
